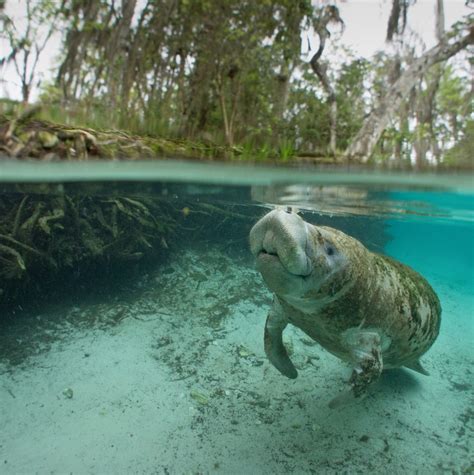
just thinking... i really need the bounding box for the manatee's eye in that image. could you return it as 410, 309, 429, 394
326, 246, 335, 256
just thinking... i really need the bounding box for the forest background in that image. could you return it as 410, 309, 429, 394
0, 0, 472, 168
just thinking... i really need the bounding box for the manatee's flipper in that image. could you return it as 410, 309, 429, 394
329, 328, 383, 408
264, 298, 298, 379
404, 359, 429, 375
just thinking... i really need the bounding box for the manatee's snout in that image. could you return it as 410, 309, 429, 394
250, 208, 313, 277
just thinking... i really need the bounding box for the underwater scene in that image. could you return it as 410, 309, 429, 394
0, 163, 473, 474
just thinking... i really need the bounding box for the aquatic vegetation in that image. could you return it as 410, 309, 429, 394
0, 188, 177, 305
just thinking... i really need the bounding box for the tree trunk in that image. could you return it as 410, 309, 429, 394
105, 0, 137, 111
56, 1, 102, 100
309, 6, 344, 157
413, 62, 443, 168
329, 94, 337, 155
217, 75, 231, 146
310, 58, 338, 156
435, 0, 445, 41
344, 26, 473, 161
274, 63, 292, 120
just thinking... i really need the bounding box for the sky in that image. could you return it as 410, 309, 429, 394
335, 0, 471, 57
0, 0, 471, 101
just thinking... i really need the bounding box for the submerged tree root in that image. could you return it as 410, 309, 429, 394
0, 191, 172, 305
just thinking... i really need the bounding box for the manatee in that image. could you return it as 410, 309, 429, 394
249, 208, 441, 407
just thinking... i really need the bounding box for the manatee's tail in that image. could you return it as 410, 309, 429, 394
404, 359, 429, 375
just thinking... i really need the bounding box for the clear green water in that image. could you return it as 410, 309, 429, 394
0, 160, 473, 474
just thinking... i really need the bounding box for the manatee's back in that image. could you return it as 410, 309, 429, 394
373, 254, 441, 365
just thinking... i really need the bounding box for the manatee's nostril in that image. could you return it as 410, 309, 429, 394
285, 206, 292, 214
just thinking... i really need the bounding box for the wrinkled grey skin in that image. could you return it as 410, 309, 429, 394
250, 208, 441, 407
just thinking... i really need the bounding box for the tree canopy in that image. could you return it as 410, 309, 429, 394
1, 0, 472, 168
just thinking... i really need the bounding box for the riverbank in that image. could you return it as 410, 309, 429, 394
0, 109, 228, 161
